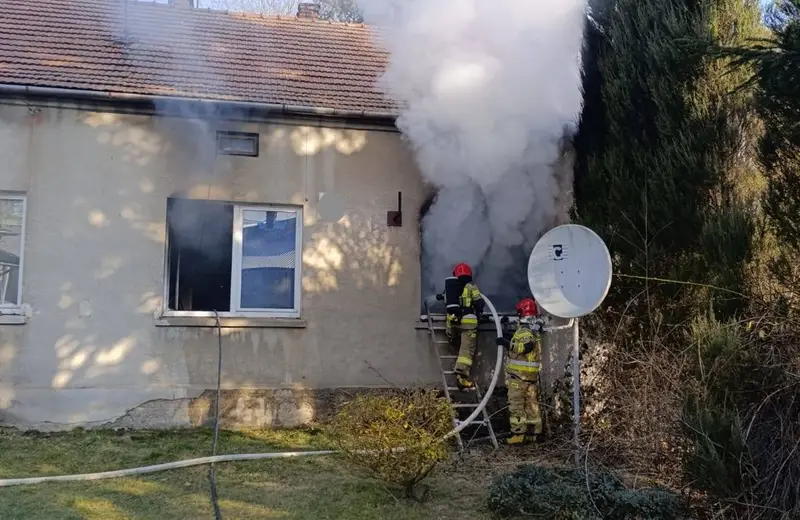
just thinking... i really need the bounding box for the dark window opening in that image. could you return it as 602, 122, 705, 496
419, 192, 521, 316
420, 249, 526, 316
167, 198, 233, 312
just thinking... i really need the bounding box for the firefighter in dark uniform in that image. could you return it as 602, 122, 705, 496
437, 263, 485, 390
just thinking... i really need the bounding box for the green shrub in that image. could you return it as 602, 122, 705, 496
689, 315, 750, 402
325, 389, 453, 499
487, 464, 684, 519
690, 316, 742, 372
682, 398, 750, 498
699, 203, 757, 316
682, 315, 753, 500
488, 465, 593, 519
682, 310, 800, 517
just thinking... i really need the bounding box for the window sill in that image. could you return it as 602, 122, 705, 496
155, 315, 307, 328
417, 313, 523, 331
0, 314, 27, 325
415, 318, 506, 332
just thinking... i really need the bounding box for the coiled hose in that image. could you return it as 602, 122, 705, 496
0, 296, 504, 488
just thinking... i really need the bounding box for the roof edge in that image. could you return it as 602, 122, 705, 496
0, 84, 399, 124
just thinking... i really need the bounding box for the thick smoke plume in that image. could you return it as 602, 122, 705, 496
359, 0, 586, 305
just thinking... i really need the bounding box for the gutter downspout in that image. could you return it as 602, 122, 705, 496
0, 84, 399, 123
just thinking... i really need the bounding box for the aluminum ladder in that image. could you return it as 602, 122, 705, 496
424, 304, 500, 451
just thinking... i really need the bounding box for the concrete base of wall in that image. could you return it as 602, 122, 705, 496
3, 385, 596, 445
4, 387, 506, 432
189, 388, 409, 430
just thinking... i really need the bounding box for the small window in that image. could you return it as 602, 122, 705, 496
165, 198, 301, 317
216, 131, 259, 157
0, 194, 26, 308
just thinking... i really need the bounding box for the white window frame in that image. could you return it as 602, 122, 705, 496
163, 202, 303, 319
0, 193, 26, 312
231, 204, 302, 318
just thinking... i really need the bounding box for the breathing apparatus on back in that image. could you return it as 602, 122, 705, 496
436, 263, 475, 321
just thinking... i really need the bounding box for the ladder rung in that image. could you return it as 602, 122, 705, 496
440, 355, 457, 359
435, 340, 450, 345
452, 403, 478, 408
447, 386, 475, 392
443, 370, 456, 375
456, 420, 487, 426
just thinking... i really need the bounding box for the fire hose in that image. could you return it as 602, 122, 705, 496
0, 296, 506, 488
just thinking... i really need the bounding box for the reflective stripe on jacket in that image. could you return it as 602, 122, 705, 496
459, 282, 482, 309
506, 326, 541, 380
446, 283, 483, 324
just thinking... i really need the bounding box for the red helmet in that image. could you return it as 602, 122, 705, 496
516, 298, 538, 318
453, 263, 472, 278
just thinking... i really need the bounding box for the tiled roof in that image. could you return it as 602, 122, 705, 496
0, 0, 397, 115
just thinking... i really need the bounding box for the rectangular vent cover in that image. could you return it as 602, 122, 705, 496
216, 131, 259, 157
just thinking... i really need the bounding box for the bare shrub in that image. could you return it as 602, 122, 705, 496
578, 306, 693, 485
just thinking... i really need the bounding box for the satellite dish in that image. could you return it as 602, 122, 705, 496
528, 224, 612, 319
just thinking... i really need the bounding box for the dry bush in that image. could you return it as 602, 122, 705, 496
325, 388, 453, 500
683, 309, 800, 520
578, 308, 693, 485
585, 302, 800, 519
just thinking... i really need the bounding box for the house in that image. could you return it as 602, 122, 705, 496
0, 0, 571, 430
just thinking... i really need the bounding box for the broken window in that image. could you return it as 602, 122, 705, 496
166, 198, 301, 317
0, 195, 26, 307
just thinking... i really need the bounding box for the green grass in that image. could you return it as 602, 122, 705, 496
0, 428, 492, 520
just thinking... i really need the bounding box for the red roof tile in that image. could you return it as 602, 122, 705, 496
0, 0, 397, 115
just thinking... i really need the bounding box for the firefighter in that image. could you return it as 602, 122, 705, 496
439, 263, 485, 390
497, 297, 544, 445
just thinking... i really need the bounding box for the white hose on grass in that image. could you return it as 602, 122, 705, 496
0, 451, 338, 487
0, 297, 504, 488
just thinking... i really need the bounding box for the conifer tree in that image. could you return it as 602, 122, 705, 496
575, 0, 765, 328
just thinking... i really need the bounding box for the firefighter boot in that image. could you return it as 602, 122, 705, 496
456, 374, 474, 390
507, 434, 526, 445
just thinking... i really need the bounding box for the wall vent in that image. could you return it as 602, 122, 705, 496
216, 131, 259, 157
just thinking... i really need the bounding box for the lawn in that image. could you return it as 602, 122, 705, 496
0, 428, 498, 520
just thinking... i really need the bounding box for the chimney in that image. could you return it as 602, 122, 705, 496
297, 2, 320, 20
168, 0, 194, 8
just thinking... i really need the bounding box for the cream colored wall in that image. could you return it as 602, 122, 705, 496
0, 102, 440, 428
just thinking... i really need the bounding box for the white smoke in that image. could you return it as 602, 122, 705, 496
359, 0, 586, 302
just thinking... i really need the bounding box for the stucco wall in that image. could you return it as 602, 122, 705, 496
0, 101, 443, 429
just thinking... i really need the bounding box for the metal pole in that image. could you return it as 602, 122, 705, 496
175, 251, 181, 310
0, 265, 9, 303
572, 318, 581, 455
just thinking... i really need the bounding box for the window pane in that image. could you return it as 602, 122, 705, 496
0, 199, 23, 305
240, 209, 297, 310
